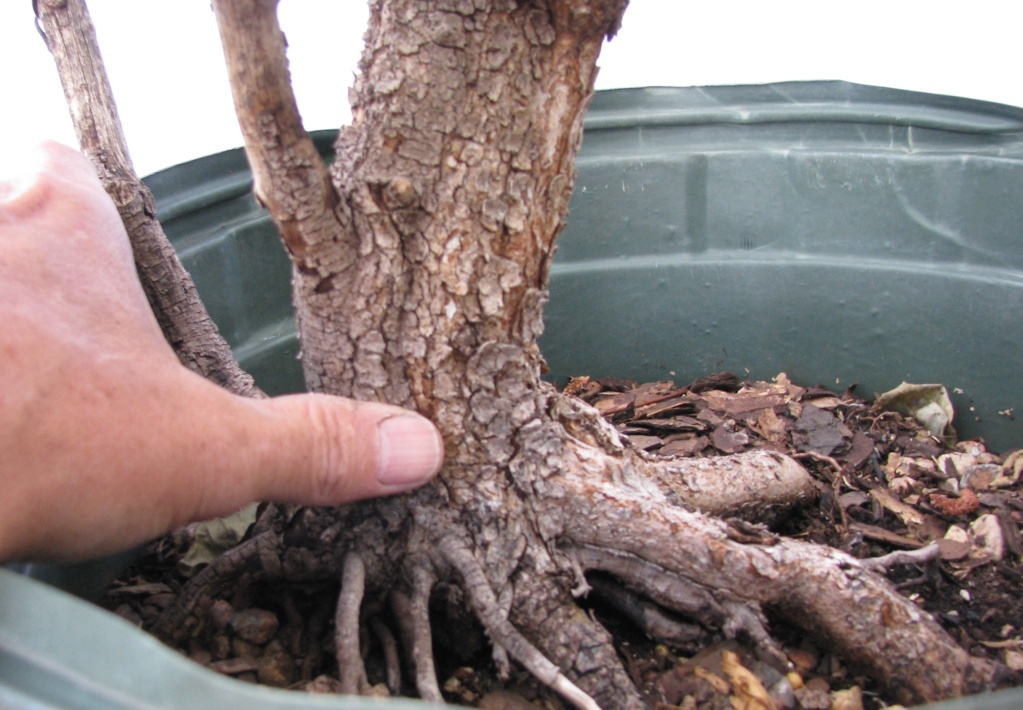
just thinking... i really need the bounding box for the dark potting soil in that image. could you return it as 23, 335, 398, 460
104, 372, 1023, 709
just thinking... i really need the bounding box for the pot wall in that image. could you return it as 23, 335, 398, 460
149, 83, 1023, 450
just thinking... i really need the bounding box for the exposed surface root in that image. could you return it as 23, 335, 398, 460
404, 565, 442, 701
569, 543, 789, 672
560, 439, 1000, 704
370, 617, 401, 695
861, 540, 941, 573
152, 530, 282, 642
336, 553, 367, 694
437, 536, 602, 710
150, 394, 999, 708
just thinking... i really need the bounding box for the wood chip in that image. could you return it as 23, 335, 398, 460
210, 657, 259, 675
659, 436, 709, 457
634, 394, 696, 419
843, 432, 875, 469
624, 434, 663, 451
629, 415, 706, 433
594, 392, 635, 418
701, 390, 786, 417
870, 487, 925, 528
711, 425, 748, 454
849, 522, 925, 549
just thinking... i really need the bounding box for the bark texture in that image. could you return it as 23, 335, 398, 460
53, 0, 1000, 707
36, 0, 260, 396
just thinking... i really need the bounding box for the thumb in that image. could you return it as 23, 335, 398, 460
188, 389, 445, 521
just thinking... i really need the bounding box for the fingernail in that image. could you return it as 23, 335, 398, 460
376, 415, 444, 487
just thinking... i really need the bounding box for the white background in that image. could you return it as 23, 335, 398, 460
1, 1, 1020, 177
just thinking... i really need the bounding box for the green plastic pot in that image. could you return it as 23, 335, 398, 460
4, 82, 1023, 708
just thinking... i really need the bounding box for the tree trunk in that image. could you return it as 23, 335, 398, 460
48, 0, 1000, 707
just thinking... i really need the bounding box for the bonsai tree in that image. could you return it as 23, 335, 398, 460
38, 0, 996, 707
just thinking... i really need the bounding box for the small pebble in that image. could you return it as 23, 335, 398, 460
256, 640, 296, 687
787, 648, 818, 674
831, 685, 864, 710
231, 608, 280, 645
208, 600, 234, 630
210, 656, 257, 675
232, 638, 264, 659
212, 634, 232, 660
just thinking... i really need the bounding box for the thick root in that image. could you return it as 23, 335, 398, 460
558, 441, 999, 705
152, 530, 283, 642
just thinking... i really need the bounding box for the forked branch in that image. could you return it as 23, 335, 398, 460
35, 0, 261, 397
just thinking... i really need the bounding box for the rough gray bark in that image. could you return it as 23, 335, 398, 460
36, 0, 261, 396
47, 0, 1000, 707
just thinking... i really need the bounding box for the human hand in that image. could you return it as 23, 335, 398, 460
0, 142, 444, 562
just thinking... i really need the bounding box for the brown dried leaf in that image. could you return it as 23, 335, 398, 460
749, 407, 788, 445
562, 375, 592, 396
773, 372, 806, 401
721, 649, 777, 710
804, 396, 844, 410
874, 382, 955, 440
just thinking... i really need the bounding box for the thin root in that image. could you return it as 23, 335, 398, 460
438, 536, 601, 710
336, 552, 368, 694
370, 618, 401, 695
408, 565, 443, 702
861, 541, 941, 574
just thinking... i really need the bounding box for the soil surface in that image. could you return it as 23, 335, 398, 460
104, 372, 1023, 709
